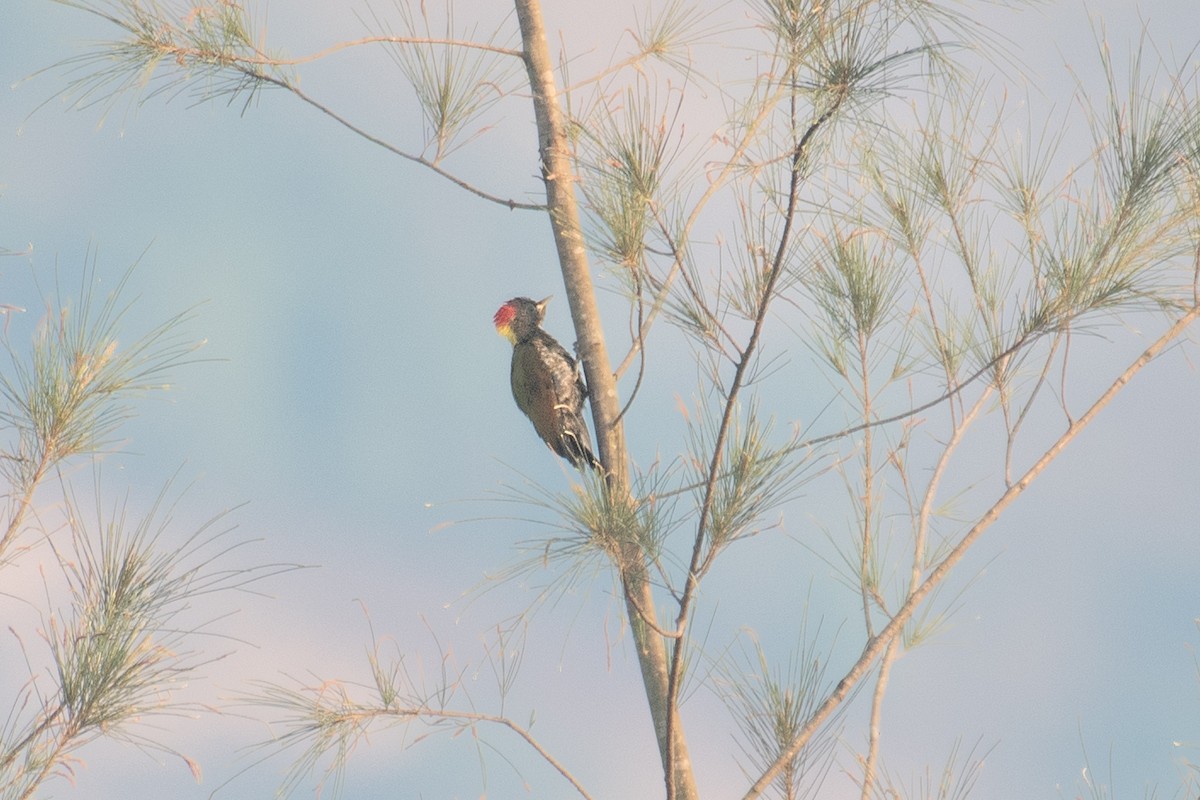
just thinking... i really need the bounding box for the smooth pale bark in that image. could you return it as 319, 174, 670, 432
513, 1, 698, 797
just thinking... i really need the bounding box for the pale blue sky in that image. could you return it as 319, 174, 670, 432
2, 1, 1199, 798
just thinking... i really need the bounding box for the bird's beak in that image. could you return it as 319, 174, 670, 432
537, 295, 552, 313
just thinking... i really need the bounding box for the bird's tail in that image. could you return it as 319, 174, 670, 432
562, 431, 603, 472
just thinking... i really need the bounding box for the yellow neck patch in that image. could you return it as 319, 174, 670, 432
493, 302, 519, 344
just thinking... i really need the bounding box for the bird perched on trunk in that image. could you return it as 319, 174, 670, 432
493, 296, 600, 471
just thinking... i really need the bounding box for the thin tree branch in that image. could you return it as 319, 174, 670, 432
0, 451, 52, 560
860, 636, 898, 800
857, 330, 876, 642
420, 707, 595, 800
648, 324, 1054, 505
51, 1, 540, 211
1003, 334, 1062, 486
615, 265, 649, 423
793, 329, 1038, 455
665, 84, 848, 800
246, 69, 545, 211
742, 303, 1200, 800
251, 35, 523, 65
916, 390, 993, 574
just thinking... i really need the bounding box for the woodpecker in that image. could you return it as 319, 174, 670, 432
493, 296, 600, 471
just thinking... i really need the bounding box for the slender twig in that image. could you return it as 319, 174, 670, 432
1058, 326, 1075, 425
613, 68, 807, 380
1003, 334, 1062, 486
857, 330, 876, 642
647, 201, 740, 358
564, 51, 671, 97
51, 0, 541, 211
615, 259, 649, 424
916, 390, 992, 574
58, 2, 524, 61
0, 451, 52, 560
422, 707, 594, 800
268, 701, 594, 800
797, 329, 1038, 451
0, 702, 65, 776
623, 587, 684, 639
245, 69, 545, 211
16, 719, 80, 800
649, 324, 1046, 503
249, 35, 523, 65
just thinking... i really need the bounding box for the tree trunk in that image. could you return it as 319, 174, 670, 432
512, 2, 698, 797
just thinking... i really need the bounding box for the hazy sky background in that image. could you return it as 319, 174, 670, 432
2, 1, 1199, 798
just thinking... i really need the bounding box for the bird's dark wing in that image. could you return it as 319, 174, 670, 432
539, 334, 587, 410
511, 341, 561, 439
511, 333, 598, 469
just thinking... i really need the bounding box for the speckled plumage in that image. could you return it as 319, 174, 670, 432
494, 297, 600, 471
